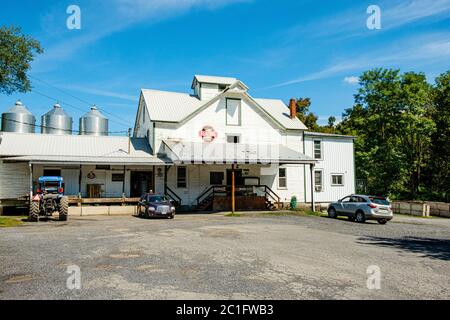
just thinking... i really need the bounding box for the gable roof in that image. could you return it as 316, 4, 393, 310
140, 86, 308, 130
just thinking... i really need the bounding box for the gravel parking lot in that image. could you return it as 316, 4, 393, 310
0, 212, 449, 300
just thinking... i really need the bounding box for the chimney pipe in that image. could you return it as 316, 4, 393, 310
289, 98, 297, 119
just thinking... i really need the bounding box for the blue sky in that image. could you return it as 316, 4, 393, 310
1, 0, 450, 132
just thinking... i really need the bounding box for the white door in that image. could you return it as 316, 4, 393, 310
61, 169, 79, 196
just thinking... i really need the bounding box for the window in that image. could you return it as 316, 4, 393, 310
218, 84, 227, 91
226, 135, 240, 144
210, 172, 224, 185
313, 140, 322, 159
177, 167, 187, 188
226, 99, 241, 126
314, 170, 323, 192
331, 174, 344, 186
112, 174, 124, 182
96, 165, 110, 170
278, 168, 287, 189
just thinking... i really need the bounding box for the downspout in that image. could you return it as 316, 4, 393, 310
128, 128, 131, 154
29, 163, 33, 201
303, 131, 307, 203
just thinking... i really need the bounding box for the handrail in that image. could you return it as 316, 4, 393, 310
196, 186, 215, 205
165, 186, 182, 205
195, 184, 281, 207
262, 185, 281, 204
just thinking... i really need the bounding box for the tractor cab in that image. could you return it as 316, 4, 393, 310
30, 176, 68, 222
37, 176, 64, 195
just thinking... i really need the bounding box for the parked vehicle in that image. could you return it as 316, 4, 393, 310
29, 176, 69, 222
137, 194, 176, 219
327, 194, 393, 224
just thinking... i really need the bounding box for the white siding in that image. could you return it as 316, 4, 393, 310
199, 83, 219, 101
0, 162, 29, 199
304, 136, 355, 203
151, 95, 304, 154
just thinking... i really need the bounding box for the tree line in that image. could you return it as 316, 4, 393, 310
295, 68, 450, 202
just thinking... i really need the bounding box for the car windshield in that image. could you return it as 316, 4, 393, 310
370, 197, 390, 205
148, 196, 168, 203
42, 181, 59, 191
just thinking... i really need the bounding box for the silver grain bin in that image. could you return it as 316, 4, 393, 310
1, 101, 36, 133
41, 103, 73, 135
79, 105, 108, 136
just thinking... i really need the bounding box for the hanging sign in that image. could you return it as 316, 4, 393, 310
199, 125, 218, 143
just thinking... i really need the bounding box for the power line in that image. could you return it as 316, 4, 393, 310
29, 75, 135, 127
0, 116, 129, 135
30, 89, 132, 129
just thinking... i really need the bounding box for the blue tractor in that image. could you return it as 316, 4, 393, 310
29, 176, 69, 222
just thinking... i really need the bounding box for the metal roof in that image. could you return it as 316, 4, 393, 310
141, 89, 202, 122
140, 89, 308, 130
254, 98, 308, 130
191, 75, 237, 88
0, 132, 160, 164
163, 140, 316, 165
304, 132, 356, 139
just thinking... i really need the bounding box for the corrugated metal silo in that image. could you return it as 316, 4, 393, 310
79, 106, 108, 136
41, 103, 73, 135
1, 101, 36, 133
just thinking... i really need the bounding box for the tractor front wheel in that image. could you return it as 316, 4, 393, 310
59, 197, 69, 221
29, 202, 39, 222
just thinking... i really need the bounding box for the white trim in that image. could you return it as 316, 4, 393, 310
313, 139, 323, 161
176, 166, 188, 189
314, 169, 324, 192
277, 167, 287, 190
331, 173, 344, 186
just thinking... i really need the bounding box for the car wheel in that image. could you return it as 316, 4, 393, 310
328, 207, 337, 219
378, 219, 387, 225
355, 211, 366, 223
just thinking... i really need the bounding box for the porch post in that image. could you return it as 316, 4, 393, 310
310, 164, 315, 212
231, 163, 236, 213
29, 163, 33, 201
122, 166, 126, 197
164, 165, 169, 194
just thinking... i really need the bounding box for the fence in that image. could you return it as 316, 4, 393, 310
392, 201, 450, 218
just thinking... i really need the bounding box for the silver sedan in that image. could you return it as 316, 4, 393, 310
327, 194, 393, 224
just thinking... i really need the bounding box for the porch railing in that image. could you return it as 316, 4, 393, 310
196, 185, 281, 209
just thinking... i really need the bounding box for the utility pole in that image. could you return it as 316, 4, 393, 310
231, 163, 235, 213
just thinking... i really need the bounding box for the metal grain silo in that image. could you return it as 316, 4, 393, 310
41, 103, 73, 135
79, 106, 108, 136
1, 101, 36, 133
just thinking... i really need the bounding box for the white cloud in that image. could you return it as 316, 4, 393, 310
344, 76, 359, 85
283, 0, 450, 41
34, 0, 249, 70
61, 84, 138, 102
267, 33, 450, 89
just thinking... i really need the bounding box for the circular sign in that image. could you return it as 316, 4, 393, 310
199, 125, 218, 143
87, 171, 96, 179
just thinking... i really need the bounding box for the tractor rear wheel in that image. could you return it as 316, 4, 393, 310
29, 202, 39, 222
59, 196, 69, 221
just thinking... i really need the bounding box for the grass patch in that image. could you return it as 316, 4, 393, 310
0, 216, 25, 227
224, 212, 242, 217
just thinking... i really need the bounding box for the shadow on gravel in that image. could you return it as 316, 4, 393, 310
358, 236, 450, 261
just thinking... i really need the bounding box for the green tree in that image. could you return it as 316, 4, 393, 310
0, 26, 43, 95
428, 71, 450, 201
295, 97, 319, 131
337, 68, 436, 198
